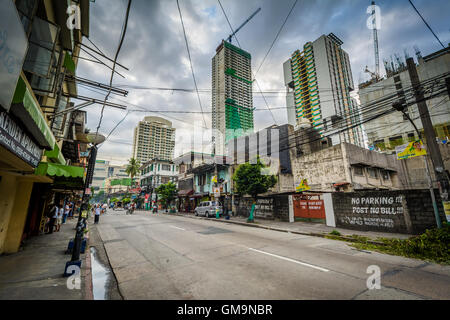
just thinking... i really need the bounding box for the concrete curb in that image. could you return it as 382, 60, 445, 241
166, 212, 387, 246
83, 222, 93, 300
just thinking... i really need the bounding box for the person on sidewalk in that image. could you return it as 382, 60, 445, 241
55, 201, 63, 232
46, 202, 58, 234
94, 204, 101, 224
62, 201, 69, 224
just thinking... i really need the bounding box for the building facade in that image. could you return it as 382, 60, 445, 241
140, 159, 178, 200
132, 116, 176, 163
0, 0, 91, 254
283, 33, 364, 147
359, 47, 450, 152
212, 40, 254, 155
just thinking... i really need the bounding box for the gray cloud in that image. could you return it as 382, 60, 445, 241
74, 0, 450, 164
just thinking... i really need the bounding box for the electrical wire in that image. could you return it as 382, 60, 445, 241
253, 0, 299, 79
94, 0, 132, 143
408, 0, 445, 49
176, 0, 208, 128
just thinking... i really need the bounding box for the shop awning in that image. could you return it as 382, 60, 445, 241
35, 162, 84, 179
178, 189, 194, 196
44, 142, 66, 165
10, 76, 56, 149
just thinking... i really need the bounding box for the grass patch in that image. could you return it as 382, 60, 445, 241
351, 223, 450, 265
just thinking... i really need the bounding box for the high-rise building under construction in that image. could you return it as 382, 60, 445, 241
283, 33, 364, 147
212, 40, 254, 155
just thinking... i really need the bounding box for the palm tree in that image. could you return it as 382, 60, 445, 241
125, 158, 141, 189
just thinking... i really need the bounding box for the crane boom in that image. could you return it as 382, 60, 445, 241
227, 7, 261, 43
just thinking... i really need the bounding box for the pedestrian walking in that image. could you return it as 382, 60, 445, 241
152, 201, 158, 214
94, 204, 101, 224
55, 201, 63, 232
46, 202, 58, 234
62, 201, 69, 224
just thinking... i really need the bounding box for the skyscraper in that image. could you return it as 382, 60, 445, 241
212, 40, 254, 155
132, 116, 176, 163
283, 33, 364, 147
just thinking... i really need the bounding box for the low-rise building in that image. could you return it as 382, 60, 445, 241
140, 158, 178, 201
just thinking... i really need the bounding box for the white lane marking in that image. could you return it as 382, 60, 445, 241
248, 248, 330, 272
169, 225, 186, 231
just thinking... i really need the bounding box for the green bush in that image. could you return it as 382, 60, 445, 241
330, 230, 341, 236
352, 222, 450, 264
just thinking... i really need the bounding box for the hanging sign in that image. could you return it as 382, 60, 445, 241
296, 179, 311, 192
396, 140, 426, 160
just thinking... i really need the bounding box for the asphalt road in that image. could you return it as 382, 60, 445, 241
93, 209, 450, 300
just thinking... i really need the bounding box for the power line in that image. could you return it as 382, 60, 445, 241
94, 0, 132, 143
408, 0, 445, 49
176, 0, 208, 129
254, 0, 299, 78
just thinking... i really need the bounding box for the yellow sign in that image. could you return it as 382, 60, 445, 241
81, 210, 88, 218
396, 140, 427, 160
296, 179, 311, 192
211, 175, 217, 183
444, 201, 450, 223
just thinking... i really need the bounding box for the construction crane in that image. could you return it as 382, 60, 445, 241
226, 7, 261, 43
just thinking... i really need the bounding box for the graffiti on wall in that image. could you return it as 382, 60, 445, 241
339, 195, 404, 229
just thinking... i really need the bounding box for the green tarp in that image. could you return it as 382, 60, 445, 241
35, 162, 84, 178
44, 142, 66, 165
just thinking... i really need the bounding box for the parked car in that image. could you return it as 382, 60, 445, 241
195, 201, 223, 218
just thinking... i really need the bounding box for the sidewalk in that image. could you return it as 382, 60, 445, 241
0, 218, 92, 300
170, 211, 412, 241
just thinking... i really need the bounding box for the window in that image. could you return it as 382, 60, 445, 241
161, 164, 171, 171
353, 166, 364, 176
15, 0, 38, 36
382, 170, 390, 181
367, 168, 378, 179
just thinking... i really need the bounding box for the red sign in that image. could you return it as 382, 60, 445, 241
129, 187, 141, 194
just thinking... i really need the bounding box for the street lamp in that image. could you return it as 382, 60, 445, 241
392, 102, 442, 228
64, 134, 106, 277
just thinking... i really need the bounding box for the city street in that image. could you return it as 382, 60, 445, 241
93, 210, 450, 300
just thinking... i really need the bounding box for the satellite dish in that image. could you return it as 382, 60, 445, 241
77, 133, 106, 145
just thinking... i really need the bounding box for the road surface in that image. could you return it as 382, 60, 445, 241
92, 209, 450, 300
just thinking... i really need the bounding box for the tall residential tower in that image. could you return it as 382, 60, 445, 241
132, 116, 176, 163
212, 40, 254, 155
283, 33, 364, 147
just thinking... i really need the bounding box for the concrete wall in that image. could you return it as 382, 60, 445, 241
331, 189, 446, 234
235, 195, 290, 221
290, 144, 347, 192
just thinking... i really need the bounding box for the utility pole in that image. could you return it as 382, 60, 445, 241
64, 144, 97, 276
393, 102, 441, 228
406, 57, 448, 226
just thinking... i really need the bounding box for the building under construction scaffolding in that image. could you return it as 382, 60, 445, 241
212, 40, 254, 156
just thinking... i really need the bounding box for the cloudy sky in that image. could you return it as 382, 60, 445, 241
75, 0, 450, 165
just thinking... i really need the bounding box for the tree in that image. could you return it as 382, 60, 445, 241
232, 158, 277, 222
156, 181, 178, 212
125, 158, 141, 188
